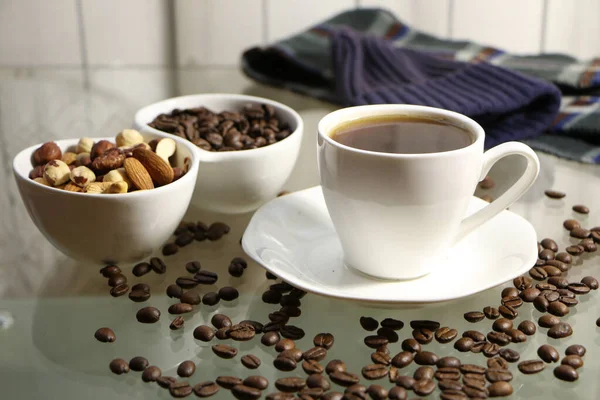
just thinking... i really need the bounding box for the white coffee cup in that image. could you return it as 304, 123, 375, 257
317, 104, 540, 280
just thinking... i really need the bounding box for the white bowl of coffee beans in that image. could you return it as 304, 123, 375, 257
12, 130, 200, 265
134, 94, 304, 213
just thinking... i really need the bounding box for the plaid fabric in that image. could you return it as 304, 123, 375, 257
242, 8, 600, 163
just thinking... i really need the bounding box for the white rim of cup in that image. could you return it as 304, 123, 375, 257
318, 104, 485, 159
12, 133, 201, 199
134, 93, 304, 161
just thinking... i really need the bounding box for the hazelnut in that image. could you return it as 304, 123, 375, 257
155, 138, 177, 162
91, 148, 125, 173
105, 181, 128, 194
116, 129, 144, 147
33, 177, 51, 186
90, 140, 115, 160
43, 160, 70, 186
76, 152, 92, 168
70, 166, 96, 187
29, 165, 44, 179
33, 142, 62, 165
103, 168, 133, 187
76, 137, 94, 154
62, 151, 77, 165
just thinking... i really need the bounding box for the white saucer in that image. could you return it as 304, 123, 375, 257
242, 186, 537, 304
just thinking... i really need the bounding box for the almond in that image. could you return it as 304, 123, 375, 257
124, 157, 154, 190
132, 148, 174, 186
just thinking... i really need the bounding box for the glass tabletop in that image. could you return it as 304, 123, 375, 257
1, 68, 599, 399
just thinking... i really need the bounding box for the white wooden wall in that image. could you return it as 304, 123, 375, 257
0, 0, 598, 68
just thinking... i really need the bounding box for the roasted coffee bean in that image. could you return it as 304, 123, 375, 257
362, 364, 388, 380
157, 376, 177, 389
460, 364, 486, 375
169, 303, 193, 314
470, 341, 486, 354
215, 327, 231, 340
371, 351, 392, 366
539, 249, 556, 261
228, 263, 245, 278
261, 331, 280, 347
94, 327, 116, 343
232, 384, 261, 400
487, 331, 511, 346
217, 286, 239, 302
279, 348, 303, 362
498, 305, 518, 319
507, 329, 527, 343
239, 320, 263, 334
536, 283, 557, 292
194, 325, 215, 342
184, 261, 201, 274
412, 378, 436, 396
201, 292, 219, 306
593, 230, 600, 243
464, 330, 488, 342
375, 327, 397, 343
482, 306, 499, 320
414, 351, 439, 366
142, 366, 161, 382
280, 325, 305, 340
211, 314, 232, 329
548, 322, 573, 338
566, 245, 585, 256
270, 282, 294, 293
543, 265, 562, 277
560, 295, 579, 306
413, 366, 434, 381
303, 347, 327, 361
463, 386, 488, 399
302, 360, 324, 375
206, 222, 230, 241
149, 257, 166, 274
280, 295, 301, 308
483, 342, 501, 357
273, 357, 296, 371
325, 359, 347, 374
216, 376, 243, 389
518, 359, 545, 374
547, 301, 569, 317
488, 381, 513, 397
440, 389, 467, 400
127, 289, 150, 303
100, 265, 121, 277
566, 344, 586, 357
344, 383, 367, 397
175, 277, 198, 290
364, 335, 389, 349
463, 374, 486, 388
572, 204, 589, 214
533, 295, 549, 312
545, 190, 565, 199
391, 351, 414, 368
487, 357, 509, 370
464, 311, 485, 322
273, 377, 306, 393
501, 287, 519, 298
519, 287, 540, 302
454, 337, 475, 352
435, 327, 458, 343
280, 306, 301, 317
378, 318, 403, 331
360, 316, 379, 331
194, 270, 218, 284
177, 291, 200, 306
166, 284, 183, 299
162, 243, 179, 256
392, 375, 413, 390
275, 338, 295, 352
571, 227, 591, 239
580, 276, 598, 290
568, 282, 591, 295
365, 384, 388, 400
554, 365, 579, 382
501, 295, 523, 308
306, 374, 330, 390
243, 375, 269, 390
230, 324, 256, 341
212, 344, 238, 359
387, 386, 407, 400
555, 253, 572, 265
132, 262, 151, 277
175, 231, 195, 247
437, 356, 461, 369
321, 393, 343, 400
439, 379, 463, 391
563, 219, 580, 230
557, 288, 576, 298
262, 290, 282, 304
516, 320, 536, 336
169, 316, 185, 330
127, 356, 148, 372
529, 267, 548, 280
435, 367, 461, 381
492, 318, 513, 333
313, 332, 334, 349
485, 368, 512, 382
561, 355, 584, 369
412, 328, 434, 344
193, 381, 220, 398
498, 348, 520, 363
536, 344, 559, 363
513, 276, 532, 290
401, 338, 421, 353
107, 273, 127, 288
541, 290, 560, 302
330, 371, 360, 387
410, 320, 440, 330
540, 238, 558, 251
136, 306, 160, 323
177, 360, 196, 378
538, 314, 560, 328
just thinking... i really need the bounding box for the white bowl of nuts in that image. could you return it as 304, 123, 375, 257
133, 94, 304, 213
12, 129, 200, 265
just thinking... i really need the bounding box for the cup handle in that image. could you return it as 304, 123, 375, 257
454, 141, 540, 243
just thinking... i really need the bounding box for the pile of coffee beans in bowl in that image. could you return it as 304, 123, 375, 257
148, 103, 292, 152
28, 130, 188, 194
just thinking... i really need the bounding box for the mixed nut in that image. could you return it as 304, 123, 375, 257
28, 129, 187, 194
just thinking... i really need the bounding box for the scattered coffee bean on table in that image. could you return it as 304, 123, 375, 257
108, 274, 127, 287
454, 337, 475, 352
94, 327, 116, 343
129, 356, 149, 372
157, 376, 177, 389
435, 327, 458, 343
410, 320, 440, 330
483, 306, 500, 319
193, 381, 220, 398
170, 316, 185, 330
499, 348, 520, 363
313, 332, 335, 349
362, 364, 389, 380
168, 303, 193, 315
303, 346, 327, 361
326, 360, 347, 374
518, 320, 536, 335
136, 307, 160, 323
109, 358, 129, 375
537, 345, 559, 363
194, 270, 219, 285
412, 328, 434, 344
435, 367, 460, 381
548, 322, 573, 339
464, 311, 485, 322
128, 289, 150, 303
142, 366, 161, 382
330, 371, 360, 387
280, 325, 305, 340
366, 384, 388, 400
518, 360, 545, 374
572, 204, 589, 214
554, 365, 579, 382
360, 316, 379, 331
387, 386, 407, 400
391, 351, 414, 368
302, 360, 324, 375
565, 344, 586, 357
162, 243, 178, 256
487, 357, 509, 370
167, 284, 183, 299
177, 360, 196, 377
185, 261, 201, 273
412, 378, 436, 396
232, 384, 261, 400
149, 257, 167, 274
275, 377, 306, 392
544, 190, 565, 199
488, 381, 513, 397
273, 357, 296, 372
401, 338, 421, 353
212, 344, 238, 359
132, 262, 151, 277
437, 356, 461, 369
202, 292, 220, 306
561, 355, 584, 369
100, 265, 121, 277
244, 375, 269, 390
377, 327, 399, 343
216, 376, 243, 389
538, 314, 560, 328
219, 286, 239, 301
